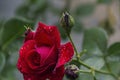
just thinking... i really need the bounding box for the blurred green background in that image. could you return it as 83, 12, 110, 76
0, 0, 120, 80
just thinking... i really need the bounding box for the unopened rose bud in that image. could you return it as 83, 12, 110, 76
23, 26, 34, 42
60, 12, 74, 34
65, 64, 79, 80
24, 27, 31, 36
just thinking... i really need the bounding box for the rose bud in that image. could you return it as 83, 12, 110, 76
24, 27, 31, 36
24, 27, 34, 43
60, 11, 74, 35
65, 64, 79, 80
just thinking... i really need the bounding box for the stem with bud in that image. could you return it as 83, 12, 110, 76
60, 11, 119, 80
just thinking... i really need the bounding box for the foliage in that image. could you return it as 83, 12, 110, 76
0, 0, 119, 80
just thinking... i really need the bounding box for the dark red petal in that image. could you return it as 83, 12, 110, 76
23, 66, 64, 80
49, 66, 64, 80
34, 22, 60, 47
36, 62, 56, 75
25, 50, 41, 70
17, 40, 36, 74
56, 42, 74, 68
43, 46, 58, 66
17, 58, 29, 73
19, 40, 35, 57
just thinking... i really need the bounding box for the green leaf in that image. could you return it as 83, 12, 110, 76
0, 53, 5, 73
97, 0, 113, 4
107, 42, 120, 56
109, 62, 120, 75
81, 57, 105, 70
0, 69, 16, 80
0, 21, 5, 48
82, 27, 108, 56
16, 0, 47, 21
75, 3, 95, 17
0, 20, 5, 28
16, 5, 30, 18
102, 58, 120, 75
34, 0, 47, 10
29, 0, 37, 4
96, 73, 115, 80
0, 18, 34, 50
29, 0, 48, 20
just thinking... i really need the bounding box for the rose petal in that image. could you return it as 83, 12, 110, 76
25, 50, 41, 70
49, 66, 64, 80
17, 40, 36, 74
23, 66, 64, 80
56, 42, 74, 68
34, 22, 60, 47
37, 62, 56, 75
17, 57, 36, 74
17, 58, 29, 73
20, 40, 35, 57
36, 45, 57, 66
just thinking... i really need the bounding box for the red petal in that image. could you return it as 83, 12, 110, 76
36, 45, 57, 65
25, 49, 41, 70
49, 66, 64, 80
36, 46, 51, 64
17, 40, 36, 74
19, 40, 35, 57
34, 22, 60, 47
23, 66, 64, 80
56, 42, 74, 68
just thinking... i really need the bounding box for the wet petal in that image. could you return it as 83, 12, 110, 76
18, 40, 36, 74
34, 22, 60, 47
20, 40, 35, 57
36, 45, 57, 66
25, 50, 41, 70
56, 42, 74, 68
49, 66, 64, 80
23, 66, 64, 80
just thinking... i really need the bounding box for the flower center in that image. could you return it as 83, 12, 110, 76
33, 53, 40, 65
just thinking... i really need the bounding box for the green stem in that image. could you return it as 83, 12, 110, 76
66, 24, 118, 80
78, 59, 118, 79
78, 60, 92, 69
78, 70, 91, 73
79, 49, 87, 57
67, 34, 80, 60
91, 70, 97, 80
79, 60, 118, 80
67, 33, 115, 77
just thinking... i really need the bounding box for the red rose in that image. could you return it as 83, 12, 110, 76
17, 22, 74, 80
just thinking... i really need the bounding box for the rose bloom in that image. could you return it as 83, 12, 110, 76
17, 22, 74, 80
